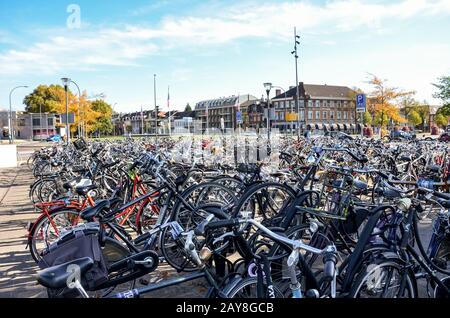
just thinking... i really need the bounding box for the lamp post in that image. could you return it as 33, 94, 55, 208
153, 74, 158, 143
69, 80, 81, 138
61, 78, 71, 143
264, 82, 272, 142
8, 86, 28, 144
291, 27, 301, 136
112, 103, 117, 136
39, 103, 42, 141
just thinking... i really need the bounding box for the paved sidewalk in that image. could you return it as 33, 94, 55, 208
0, 167, 45, 298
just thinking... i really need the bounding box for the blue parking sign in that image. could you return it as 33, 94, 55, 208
356, 94, 366, 113
236, 111, 242, 123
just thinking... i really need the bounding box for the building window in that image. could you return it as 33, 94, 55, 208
315, 100, 320, 108
330, 101, 334, 108
323, 111, 327, 119
330, 112, 334, 120
48, 118, 54, 126
337, 111, 341, 120
32, 118, 40, 126
344, 101, 348, 108
337, 101, 341, 108
322, 100, 327, 108
18, 118, 26, 126
299, 100, 304, 107
344, 112, 348, 120
308, 100, 313, 108
308, 111, 313, 120
315, 111, 320, 119
300, 110, 305, 120
280, 112, 285, 120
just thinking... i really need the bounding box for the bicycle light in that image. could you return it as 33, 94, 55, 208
309, 221, 319, 233
397, 198, 412, 212
307, 155, 315, 164
199, 247, 213, 262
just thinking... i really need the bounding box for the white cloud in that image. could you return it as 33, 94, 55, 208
129, 0, 171, 16
0, 28, 159, 75
1, 0, 450, 75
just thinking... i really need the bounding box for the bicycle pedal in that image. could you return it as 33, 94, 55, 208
139, 278, 149, 286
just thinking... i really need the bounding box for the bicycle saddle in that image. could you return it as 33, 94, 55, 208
75, 184, 97, 196
37, 257, 94, 289
80, 200, 110, 221
437, 199, 450, 209
382, 188, 402, 199
426, 165, 441, 173
399, 155, 412, 162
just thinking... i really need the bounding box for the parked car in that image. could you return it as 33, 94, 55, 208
46, 134, 62, 142
389, 130, 416, 140
438, 132, 450, 142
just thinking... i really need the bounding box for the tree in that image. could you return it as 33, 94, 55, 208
432, 76, 450, 103
435, 113, 448, 128
399, 96, 420, 118
414, 103, 430, 130
23, 84, 112, 136
433, 76, 450, 117
363, 112, 372, 125
374, 112, 389, 127
23, 85, 76, 114
366, 74, 414, 128
91, 100, 113, 135
184, 103, 192, 112
407, 110, 422, 126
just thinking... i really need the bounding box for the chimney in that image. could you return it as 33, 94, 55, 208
275, 89, 281, 97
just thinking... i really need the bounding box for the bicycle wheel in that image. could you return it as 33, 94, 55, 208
349, 257, 416, 298
28, 209, 84, 263
232, 182, 296, 226
160, 183, 237, 272
223, 277, 285, 298
248, 224, 317, 297
210, 175, 246, 198
429, 239, 450, 275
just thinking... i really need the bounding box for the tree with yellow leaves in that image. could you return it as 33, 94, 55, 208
23, 85, 112, 136
366, 74, 414, 128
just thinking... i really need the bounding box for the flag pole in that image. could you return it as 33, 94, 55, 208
168, 86, 171, 137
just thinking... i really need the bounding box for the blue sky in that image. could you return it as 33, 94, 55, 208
1, 0, 450, 113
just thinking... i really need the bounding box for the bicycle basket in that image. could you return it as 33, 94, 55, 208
73, 138, 88, 151
38, 223, 108, 294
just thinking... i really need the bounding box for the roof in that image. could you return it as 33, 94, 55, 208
195, 94, 258, 110
273, 83, 355, 100
173, 111, 196, 119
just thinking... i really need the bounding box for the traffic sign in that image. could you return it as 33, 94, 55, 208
236, 111, 242, 124
356, 94, 366, 113
285, 112, 298, 122
60, 113, 75, 124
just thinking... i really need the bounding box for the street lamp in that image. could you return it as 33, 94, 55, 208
9, 85, 28, 144
71, 81, 81, 138
264, 82, 272, 142
291, 27, 301, 136
112, 103, 118, 136
61, 78, 71, 143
